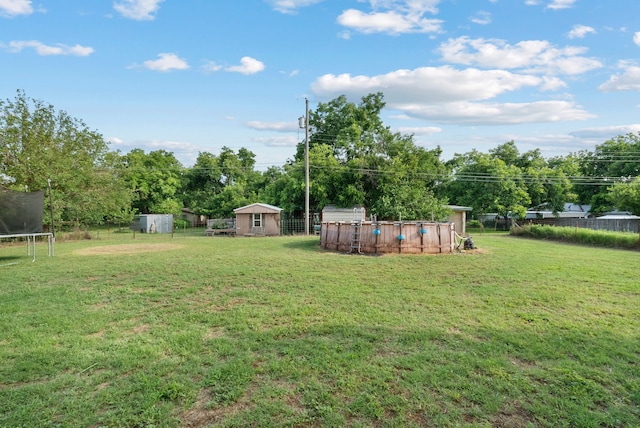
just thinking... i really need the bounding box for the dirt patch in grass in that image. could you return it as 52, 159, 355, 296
74, 243, 185, 256
491, 401, 535, 427
182, 388, 255, 428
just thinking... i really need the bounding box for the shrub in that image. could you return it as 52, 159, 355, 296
467, 219, 481, 229
173, 218, 190, 229
511, 224, 640, 250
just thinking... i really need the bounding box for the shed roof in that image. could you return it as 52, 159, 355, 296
447, 205, 473, 211
322, 205, 365, 211
234, 203, 283, 214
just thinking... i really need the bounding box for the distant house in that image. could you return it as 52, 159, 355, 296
447, 205, 473, 236
234, 203, 283, 236
525, 203, 591, 219
321, 205, 366, 223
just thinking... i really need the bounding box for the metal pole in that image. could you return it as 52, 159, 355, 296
47, 179, 55, 238
305, 98, 310, 236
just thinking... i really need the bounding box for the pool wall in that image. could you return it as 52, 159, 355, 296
320, 221, 455, 254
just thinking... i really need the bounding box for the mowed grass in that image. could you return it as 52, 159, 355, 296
0, 231, 638, 427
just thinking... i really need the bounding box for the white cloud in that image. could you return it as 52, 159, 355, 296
311, 66, 594, 125
547, 0, 576, 10
107, 137, 125, 146
0, 0, 32, 17
568, 25, 596, 39
252, 135, 299, 147
246, 121, 299, 132
312, 66, 543, 103
5, 40, 94, 56
266, 0, 324, 14
525, 0, 576, 9
202, 60, 223, 73
599, 63, 640, 92
469, 11, 491, 25
438, 36, 602, 75
113, 0, 163, 21
395, 100, 594, 125
395, 126, 442, 136
141, 53, 189, 72
337, 9, 442, 34
634, 31, 640, 47
569, 125, 640, 139
225, 57, 265, 75
337, 0, 443, 35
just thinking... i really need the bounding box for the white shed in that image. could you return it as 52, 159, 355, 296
321, 205, 366, 223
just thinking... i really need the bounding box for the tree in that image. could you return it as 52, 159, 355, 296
445, 150, 530, 223
182, 147, 260, 218
608, 177, 640, 215
371, 135, 450, 220
0, 90, 132, 226
575, 133, 640, 213
490, 142, 573, 214
288, 93, 449, 219
259, 164, 299, 215
122, 149, 184, 216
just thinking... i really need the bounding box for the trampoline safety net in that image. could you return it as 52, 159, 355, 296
0, 187, 45, 235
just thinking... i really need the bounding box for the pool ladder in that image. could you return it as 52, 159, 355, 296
350, 221, 362, 254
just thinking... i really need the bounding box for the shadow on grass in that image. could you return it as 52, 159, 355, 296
281, 237, 322, 252
0, 255, 22, 265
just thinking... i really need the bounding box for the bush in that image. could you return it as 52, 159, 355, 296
467, 220, 482, 229
173, 218, 190, 229
511, 224, 640, 250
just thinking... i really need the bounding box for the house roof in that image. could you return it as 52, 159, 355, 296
596, 214, 640, 220
526, 202, 591, 219
233, 203, 283, 214
447, 205, 473, 212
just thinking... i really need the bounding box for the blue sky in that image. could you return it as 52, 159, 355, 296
2, 0, 639, 169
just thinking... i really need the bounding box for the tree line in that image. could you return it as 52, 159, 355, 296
1, 90, 639, 228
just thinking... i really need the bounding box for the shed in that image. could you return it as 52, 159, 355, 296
447, 205, 473, 236
181, 208, 207, 227
234, 203, 282, 236
321, 205, 366, 223
133, 214, 174, 233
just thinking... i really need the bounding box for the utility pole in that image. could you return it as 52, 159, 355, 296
304, 98, 310, 236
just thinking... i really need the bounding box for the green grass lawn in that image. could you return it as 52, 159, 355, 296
1, 232, 638, 427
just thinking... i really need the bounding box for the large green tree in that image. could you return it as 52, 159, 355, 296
121, 149, 184, 216
572, 133, 640, 214
490, 141, 574, 214
0, 90, 132, 226
287, 92, 449, 220
182, 147, 261, 218
445, 149, 531, 221
608, 177, 640, 215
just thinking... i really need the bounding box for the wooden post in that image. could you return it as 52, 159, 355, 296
374, 223, 379, 254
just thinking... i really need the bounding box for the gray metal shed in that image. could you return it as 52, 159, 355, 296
133, 214, 174, 233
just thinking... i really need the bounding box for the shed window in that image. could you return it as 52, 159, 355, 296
253, 213, 262, 227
